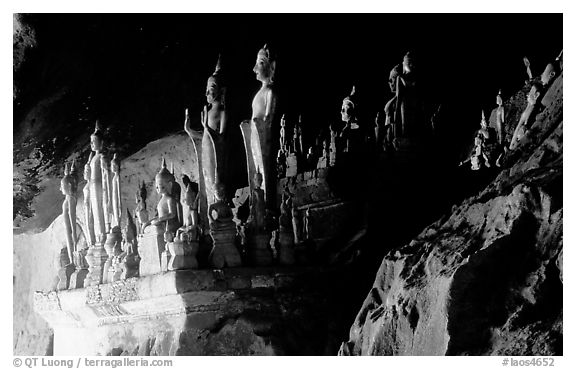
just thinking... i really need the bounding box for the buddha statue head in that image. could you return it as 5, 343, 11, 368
527, 82, 544, 106
540, 61, 559, 87
182, 182, 198, 208
496, 90, 503, 106
90, 120, 104, 152
341, 86, 357, 123
155, 157, 175, 196
253, 171, 263, 189
253, 44, 276, 84
402, 51, 415, 75
206, 54, 226, 105
214, 181, 226, 202
111, 153, 120, 174
60, 162, 77, 196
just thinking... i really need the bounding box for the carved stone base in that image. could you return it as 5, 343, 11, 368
278, 229, 296, 265
210, 228, 242, 268
139, 226, 165, 276
69, 249, 89, 289
247, 233, 273, 266
166, 239, 199, 271
85, 243, 109, 287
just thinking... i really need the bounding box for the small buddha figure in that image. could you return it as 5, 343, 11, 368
385, 64, 403, 149
61, 162, 78, 265
101, 156, 112, 233
340, 86, 362, 153
510, 82, 544, 150
111, 154, 122, 228
143, 158, 180, 235
178, 181, 200, 239
89, 121, 106, 243
495, 90, 506, 146
395, 52, 424, 138
170, 162, 183, 225
135, 181, 149, 234
83, 152, 95, 246
279, 114, 287, 152
306, 146, 317, 170
329, 125, 338, 166
279, 186, 293, 231
276, 149, 287, 179
247, 172, 267, 233
208, 182, 235, 231
120, 209, 140, 280
292, 124, 300, 155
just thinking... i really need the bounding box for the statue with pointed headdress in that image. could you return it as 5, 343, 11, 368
184, 55, 229, 232
240, 44, 279, 210
89, 121, 107, 243
143, 158, 181, 236
61, 161, 79, 265
340, 85, 364, 153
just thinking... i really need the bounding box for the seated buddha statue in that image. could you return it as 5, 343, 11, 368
143, 158, 181, 235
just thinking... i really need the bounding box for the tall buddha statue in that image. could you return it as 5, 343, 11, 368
184, 55, 229, 229
135, 181, 149, 234
340, 86, 362, 153
143, 158, 181, 236
240, 44, 278, 208
111, 154, 122, 229
510, 82, 544, 150
395, 52, 424, 138
89, 121, 106, 243
101, 155, 112, 233
61, 162, 78, 264
384, 64, 403, 150
83, 152, 95, 246
495, 90, 506, 146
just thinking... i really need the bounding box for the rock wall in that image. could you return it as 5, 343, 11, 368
340, 74, 563, 356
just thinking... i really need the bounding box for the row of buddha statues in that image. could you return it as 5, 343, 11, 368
57, 42, 562, 289
460, 50, 562, 170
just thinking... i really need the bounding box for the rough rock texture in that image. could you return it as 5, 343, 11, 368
340, 75, 562, 356
13, 133, 197, 355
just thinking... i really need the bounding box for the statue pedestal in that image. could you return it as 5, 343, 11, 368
278, 228, 295, 265
138, 226, 165, 276
209, 227, 242, 268
85, 242, 109, 286
166, 239, 199, 271
103, 228, 122, 284
69, 249, 89, 289
286, 154, 298, 177
247, 233, 273, 266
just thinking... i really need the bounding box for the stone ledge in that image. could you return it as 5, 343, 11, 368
34, 267, 319, 328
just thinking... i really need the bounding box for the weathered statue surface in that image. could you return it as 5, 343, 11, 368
83, 152, 95, 246
89, 122, 106, 243
61, 162, 78, 264
240, 44, 278, 207
111, 154, 122, 228
510, 83, 543, 150
143, 158, 180, 235
495, 90, 506, 146
247, 172, 266, 233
